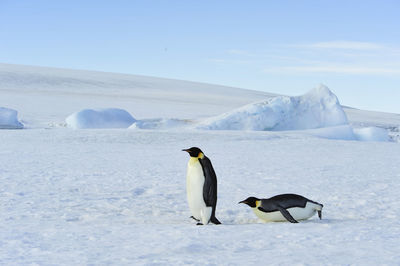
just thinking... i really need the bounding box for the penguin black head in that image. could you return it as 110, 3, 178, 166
182, 147, 204, 158
239, 197, 260, 208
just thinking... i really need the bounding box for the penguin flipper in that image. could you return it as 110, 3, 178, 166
199, 156, 221, 224
275, 205, 299, 223
199, 157, 218, 208
318, 210, 322, 219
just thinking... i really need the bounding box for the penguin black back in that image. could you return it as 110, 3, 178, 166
267, 194, 323, 210
198, 155, 220, 224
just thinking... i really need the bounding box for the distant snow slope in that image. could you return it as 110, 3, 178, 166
1, 63, 399, 135
1, 63, 399, 141
0, 63, 272, 127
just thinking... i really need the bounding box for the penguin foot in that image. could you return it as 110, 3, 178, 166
190, 216, 200, 222
318, 210, 322, 220
210, 216, 221, 224
196, 222, 203, 226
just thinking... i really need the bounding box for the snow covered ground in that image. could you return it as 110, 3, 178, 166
1, 63, 400, 265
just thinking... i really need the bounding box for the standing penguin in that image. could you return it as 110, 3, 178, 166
182, 147, 221, 225
239, 194, 323, 223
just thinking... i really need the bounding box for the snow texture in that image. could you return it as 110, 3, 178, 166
198, 85, 348, 131
303, 125, 391, 142
1, 63, 400, 265
353, 126, 390, 142
0, 107, 23, 129
1, 129, 400, 265
65, 108, 136, 129
129, 118, 192, 130
302, 125, 357, 140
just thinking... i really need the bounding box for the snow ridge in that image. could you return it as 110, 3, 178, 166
66, 108, 136, 129
0, 107, 24, 129
197, 85, 348, 131
60, 86, 391, 142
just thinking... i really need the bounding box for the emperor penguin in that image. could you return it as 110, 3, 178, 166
182, 147, 221, 225
239, 194, 323, 223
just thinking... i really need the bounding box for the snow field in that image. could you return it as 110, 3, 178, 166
1, 63, 400, 265
1, 129, 399, 265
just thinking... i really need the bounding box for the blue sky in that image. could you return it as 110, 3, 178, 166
1, 0, 399, 113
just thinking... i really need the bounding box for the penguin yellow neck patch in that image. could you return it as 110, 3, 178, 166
255, 200, 261, 208
188, 153, 204, 165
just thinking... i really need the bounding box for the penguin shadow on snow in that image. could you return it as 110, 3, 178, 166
219, 212, 328, 226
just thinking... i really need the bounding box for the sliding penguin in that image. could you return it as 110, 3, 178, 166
182, 147, 221, 225
239, 194, 323, 223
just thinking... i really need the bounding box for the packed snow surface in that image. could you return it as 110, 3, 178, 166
353, 126, 390, 142
1, 63, 400, 265
303, 125, 391, 142
0, 107, 23, 129
1, 129, 400, 265
129, 118, 191, 130
198, 85, 348, 131
65, 108, 136, 129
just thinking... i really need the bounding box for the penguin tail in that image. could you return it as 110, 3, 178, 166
308, 200, 323, 220
210, 216, 221, 225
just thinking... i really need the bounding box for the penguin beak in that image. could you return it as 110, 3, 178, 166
182, 149, 189, 152
238, 200, 247, 204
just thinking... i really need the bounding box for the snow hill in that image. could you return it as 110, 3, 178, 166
1, 63, 400, 265
0, 107, 23, 129
1, 63, 399, 140
0, 63, 272, 127
66, 108, 136, 129
198, 85, 348, 131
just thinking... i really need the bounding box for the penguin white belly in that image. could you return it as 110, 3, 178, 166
253, 202, 318, 222
186, 159, 211, 224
